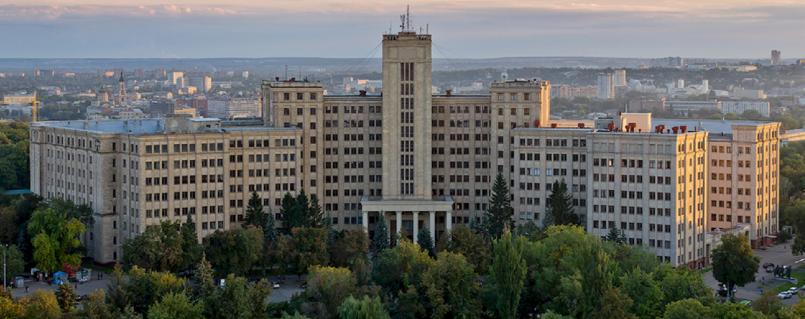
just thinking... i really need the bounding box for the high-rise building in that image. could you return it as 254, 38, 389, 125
203, 75, 213, 92
613, 69, 627, 87
169, 71, 185, 87
597, 73, 615, 100
29, 24, 780, 268
771, 50, 781, 65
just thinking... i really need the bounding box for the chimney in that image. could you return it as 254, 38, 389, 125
680, 125, 688, 133
445, 89, 453, 96
672, 126, 679, 134
551, 123, 558, 128
578, 122, 585, 128
359, 90, 367, 96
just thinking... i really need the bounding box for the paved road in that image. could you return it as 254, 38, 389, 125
9, 277, 110, 299
703, 242, 805, 305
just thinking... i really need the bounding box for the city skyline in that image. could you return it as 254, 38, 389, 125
0, 0, 803, 59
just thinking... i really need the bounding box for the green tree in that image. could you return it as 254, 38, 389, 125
711, 234, 759, 300
244, 191, 267, 228
663, 299, 709, 319
657, 266, 712, 304
27, 207, 86, 273
0, 245, 23, 286
599, 287, 636, 319
55, 283, 77, 313
193, 254, 216, 299
752, 290, 785, 316
79, 290, 114, 319
483, 173, 514, 238
329, 230, 369, 273
443, 226, 491, 273
423, 252, 481, 319
20, 290, 61, 319
0, 292, 25, 318
605, 227, 627, 244
337, 296, 390, 319
305, 266, 358, 317
122, 221, 184, 272
307, 196, 324, 228
147, 292, 203, 319
708, 302, 766, 319
293, 191, 311, 228
180, 216, 203, 271
123, 266, 187, 314
370, 215, 389, 255
620, 268, 664, 319
372, 240, 434, 298
281, 227, 329, 276
204, 226, 264, 276
204, 274, 271, 319
544, 180, 578, 226
487, 232, 527, 319
416, 227, 434, 257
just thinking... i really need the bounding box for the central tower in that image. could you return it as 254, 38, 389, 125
381, 30, 432, 200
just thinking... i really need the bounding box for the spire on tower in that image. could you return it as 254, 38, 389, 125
119, 71, 124, 82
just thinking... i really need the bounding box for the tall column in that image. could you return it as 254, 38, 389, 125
362, 211, 368, 233
396, 211, 402, 243
446, 210, 453, 235
412, 211, 419, 243
429, 211, 436, 243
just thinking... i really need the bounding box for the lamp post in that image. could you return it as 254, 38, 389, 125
2, 243, 7, 290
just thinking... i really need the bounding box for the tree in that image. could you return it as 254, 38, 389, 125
204, 274, 271, 319
423, 252, 481, 319
329, 230, 369, 272
443, 226, 491, 273
0, 293, 24, 319
180, 216, 202, 271
487, 231, 527, 319
372, 240, 434, 296
20, 290, 61, 319
0, 245, 23, 286
483, 173, 514, 238
544, 180, 578, 226
708, 302, 766, 319
605, 227, 627, 244
244, 191, 267, 228
27, 207, 86, 273
307, 196, 324, 228
56, 283, 77, 313
79, 290, 114, 319
281, 193, 298, 230
292, 191, 311, 228
657, 267, 712, 304
147, 292, 204, 319
416, 227, 434, 257
620, 269, 664, 319
280, 227, 329, 276
599, 288, 636, 319
663, 299, 709, 319
370, 215, 389, 255
123, 221, 184, 272
711, 234, 759, 300
752, 290, 785, 316
305, 266, 358, 317
337, 296, 390, 319
204, 226, 264, 276
123, 266, 187, 314
193, 254, 216, 299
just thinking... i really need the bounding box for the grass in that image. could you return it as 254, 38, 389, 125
768, 267, 805, 293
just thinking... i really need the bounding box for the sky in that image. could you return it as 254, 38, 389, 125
0, 0, 803, 59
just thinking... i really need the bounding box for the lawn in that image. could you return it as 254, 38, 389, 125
770, 266, 805, 293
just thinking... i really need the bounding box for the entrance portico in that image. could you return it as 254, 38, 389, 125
361, 196, 453, 243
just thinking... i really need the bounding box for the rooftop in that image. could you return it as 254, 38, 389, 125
654, 118, 775, 134
32, 118, 296, 135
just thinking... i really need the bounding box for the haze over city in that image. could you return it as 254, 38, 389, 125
1, 0, 804, 58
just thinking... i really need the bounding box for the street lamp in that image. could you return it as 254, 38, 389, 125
2, 243, 7, 290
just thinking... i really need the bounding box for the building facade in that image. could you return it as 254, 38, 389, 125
30, 29, 779, 267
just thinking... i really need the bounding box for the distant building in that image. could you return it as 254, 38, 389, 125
627, 97, 666, 112
667, 56, 686, 67
667, 100, 721, 116
721, 100, 770, 117
596, 73, 615, 100
730, 88, 767, 100
175, 97, 209, 116
2, 92, 36, 105
203, 75, 213, 92
169, 71, 185, 87
771, 50, 781, 65
613, 69, 627, 87
116, 72, 127, 106
208, 97, 260, 119
551, 85, 597, 99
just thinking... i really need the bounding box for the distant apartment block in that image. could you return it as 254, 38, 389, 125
721, 100, 771, 117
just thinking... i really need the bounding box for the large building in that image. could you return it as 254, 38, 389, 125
29, 27, 779, 267
597, 72, 615, 100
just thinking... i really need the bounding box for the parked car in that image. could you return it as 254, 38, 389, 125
272, 282, 280, 289
778, 292, 792, 299
788, 287, 799, 294
800, 284, 805, 291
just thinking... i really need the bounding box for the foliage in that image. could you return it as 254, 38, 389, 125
204, 274, 272, 319
422, 252, 481, 319
752, 290, 785, 316
442, 226, 490, 273
329, 230, 369, 274
0, 292, 24, 319
372, 240, 434, 299
244, 191, 267, 228
0, 245, 24, 285
605, 226, 627, 244
416, 227, 434, 257
282, 192, 325, 230
27, 206, 85, 273
620, 268, 664, 319
113, 266, 188, 314
337, 296, 390, 319
78, 290, 114, 319
0, 122, 30, 191
487, 231, 527, 319
147, 292, 203, 319
544, 180, 578, 226
204, 226, 264, 276
482, 173, 514, 238
20, 290, 61, 319
304, 266, 358, 318
123, 221, 186, 272
711, 234, 759, 300
55, 283, 77, 313
370, 215, 390, 255
279, 227, 329, 276
663, 299, 709, 319
180, 216, 203, 271
599, 287, 636, 319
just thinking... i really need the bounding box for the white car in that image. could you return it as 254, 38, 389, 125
778, 292, 792, 299
788, 287, 799, 294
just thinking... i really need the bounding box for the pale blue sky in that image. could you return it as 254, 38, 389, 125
0, 1, 803, 59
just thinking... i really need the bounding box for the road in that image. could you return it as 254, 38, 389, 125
702, 242, 805, 305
